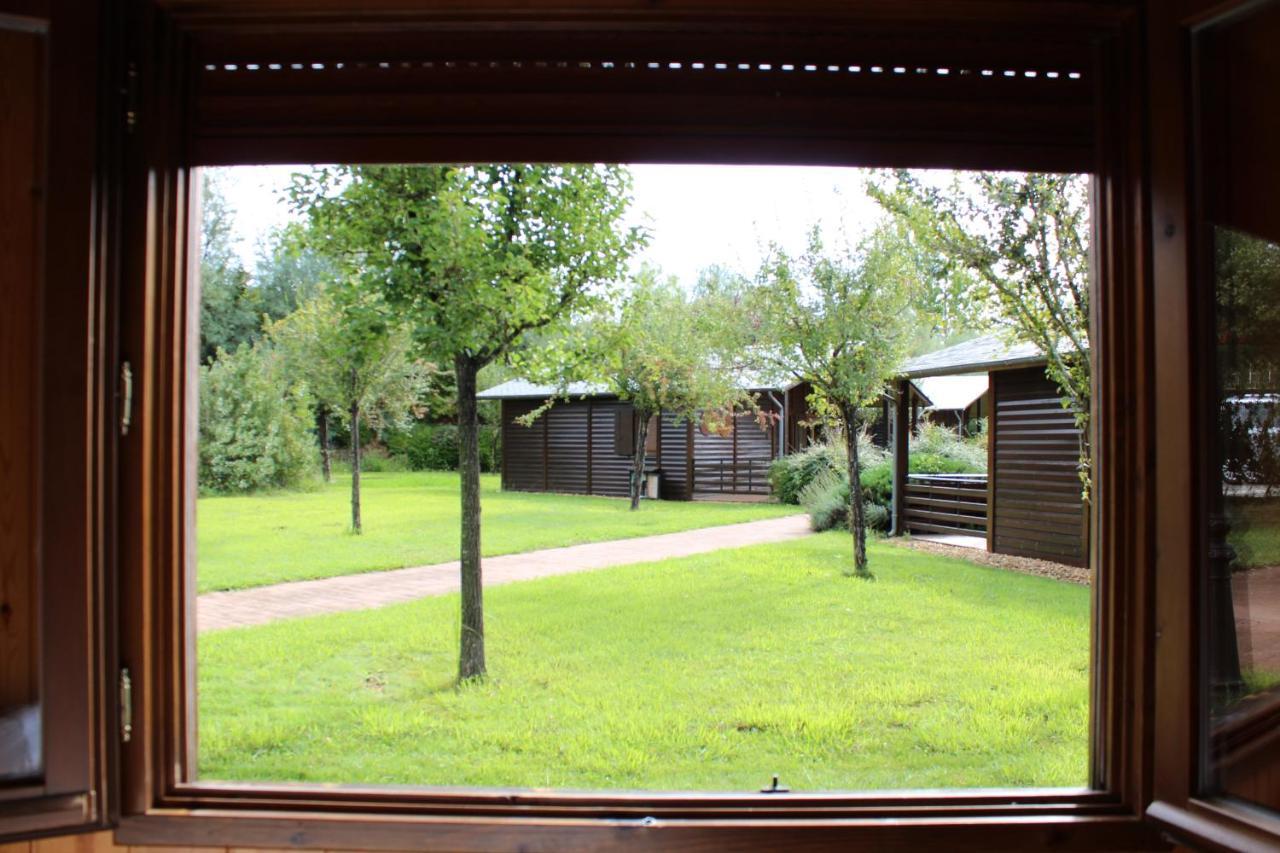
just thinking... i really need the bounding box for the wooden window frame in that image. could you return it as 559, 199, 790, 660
84, 0, 1273, 849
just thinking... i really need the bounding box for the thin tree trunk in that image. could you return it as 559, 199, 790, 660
456, 354, 486, 681
318, 406, 332, 483
629, 410, 650, 511
845, 414, 870, 578
349, 400, 362, 534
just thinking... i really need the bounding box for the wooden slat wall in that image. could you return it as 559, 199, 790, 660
1, 831, 415, 853
499, 399, 544, 493
545, 403, 589, 494
990, 366, 1087, 566
658, 411, 690, 500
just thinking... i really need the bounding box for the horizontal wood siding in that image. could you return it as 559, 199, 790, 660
501, 399, 545, 493
587, 399, 633, 497
546, 403, 590, 494
990, 367, 1087, 566
692, 408, 776, 497
659, 411, 690, 500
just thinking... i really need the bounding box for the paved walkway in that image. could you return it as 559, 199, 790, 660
1235, 565, 1280, 673
198, 514, 811, 633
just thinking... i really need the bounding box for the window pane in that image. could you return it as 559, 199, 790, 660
1198, 0, 1280, 815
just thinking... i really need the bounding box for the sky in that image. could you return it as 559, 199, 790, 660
211, 164, 887, 287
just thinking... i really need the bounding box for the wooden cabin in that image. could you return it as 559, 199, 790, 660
479, 380, 810, 500
892, 335, 1089, 567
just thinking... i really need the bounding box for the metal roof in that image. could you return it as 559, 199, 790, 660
913, 374, 989, 411
476, 376, 797, 401
476, 379, 608, 400
898, 333, 1048, 378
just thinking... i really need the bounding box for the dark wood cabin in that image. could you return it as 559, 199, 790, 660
892, 335, 1088, 567
480, 380, 809, 501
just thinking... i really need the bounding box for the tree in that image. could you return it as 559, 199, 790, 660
292, 164, 644, 680
269, 284, 425, 533
254, 222, 336, 321
594, 266, 750, 510
197, 342, 316, 494
869, 171, 1091, 492
750, 227, 913, 578
199, 173, 260, 363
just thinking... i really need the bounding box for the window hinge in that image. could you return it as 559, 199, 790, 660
119, 361, 133, 437
119, 667, 133, 743
122, 61, 139, 133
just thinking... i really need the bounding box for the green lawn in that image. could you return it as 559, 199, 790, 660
197, 471, 798, 592
198, 534, 1090, 791
1229, 498, 1280, 569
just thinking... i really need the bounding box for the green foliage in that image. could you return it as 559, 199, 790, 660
291, 164, 645, 372
385, 422, 501, 473
769, 437, 886, 506
199, 173, 260, 363
269, 286, 425, 436
198, 343, 317, 494
252, 222, 336, 320
198, 534, 1089, 789
911, 421, 988, 473
749, 226, 915, 575
870, 171, 1091, 493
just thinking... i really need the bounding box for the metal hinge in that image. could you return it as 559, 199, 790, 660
119, 667, 133, 743
119, 361, 133, 437
122, 61, 139, 133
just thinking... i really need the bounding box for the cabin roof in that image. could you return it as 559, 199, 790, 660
899, 333, 1049, 378
477, 377, 797, 401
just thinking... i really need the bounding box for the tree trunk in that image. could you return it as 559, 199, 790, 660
456, 354, 486, 681
845, 413, 870, 578
349, 400, 362, 534
629, 409, 650, 511
318, 406, 332, 483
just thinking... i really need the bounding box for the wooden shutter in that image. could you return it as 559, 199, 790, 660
614, 405, 635, 457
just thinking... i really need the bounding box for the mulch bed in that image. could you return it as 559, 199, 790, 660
888, 537, 1091, 586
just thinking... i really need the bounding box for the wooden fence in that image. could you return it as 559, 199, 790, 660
691, 459, 772, 496
903, 473, 989, 537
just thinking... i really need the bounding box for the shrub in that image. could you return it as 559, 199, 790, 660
198, 343, 318, 494
798, 467, 891, 534
912, 421, 987, 473
358, 448, 409, 473
385, 421, 502, 473
769, 433, 887, 505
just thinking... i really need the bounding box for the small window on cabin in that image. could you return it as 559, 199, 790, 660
190, 162, 1094, 796
614, 405, 635, 455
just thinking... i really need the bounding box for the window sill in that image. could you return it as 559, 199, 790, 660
116, 809, 1162, 852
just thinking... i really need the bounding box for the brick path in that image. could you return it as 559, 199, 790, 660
1235, 565, 1280, 673
198, 514, 810, 633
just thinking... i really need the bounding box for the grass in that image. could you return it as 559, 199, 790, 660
1229, 498, 1280, 570
198, 534, 1090, 791
197, 471, 797, 592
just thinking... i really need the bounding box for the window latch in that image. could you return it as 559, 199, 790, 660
760, 773, 789, 794
119, 361, 133, 437
119, 667, 133, 743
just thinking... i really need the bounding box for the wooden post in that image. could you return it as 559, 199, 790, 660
686, 420, 695, 500
986, 373, 996, 553
892, 379, 909, 536
586, 401, 593, 495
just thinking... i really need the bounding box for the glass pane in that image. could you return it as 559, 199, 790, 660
1198, 0, 1280, 814
1205, 226, 1280, 810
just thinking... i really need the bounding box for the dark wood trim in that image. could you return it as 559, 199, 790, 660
685, 419, 694, 500
586, 400, 593, 495
892, 379, 909, 535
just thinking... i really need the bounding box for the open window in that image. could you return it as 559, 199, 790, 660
8, 0, 1280, 850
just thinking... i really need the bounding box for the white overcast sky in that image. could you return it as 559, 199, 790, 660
211, 164, 888, 286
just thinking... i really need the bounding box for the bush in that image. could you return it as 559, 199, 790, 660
198, 343, 318, 494
358, 449, 408, 473
385, 422, 502, 473
799, 469, 892, 534
769, 434, 887, 506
